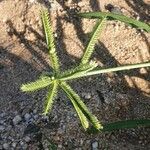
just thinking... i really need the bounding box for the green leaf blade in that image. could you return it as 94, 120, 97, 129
21, 77, 53, 92
102, 119, 150, 131
78, 12, 150, 32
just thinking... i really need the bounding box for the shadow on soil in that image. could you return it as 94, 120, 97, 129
53, 0, 150, 98
125, 0, 150, 22
0, 1, 150, 149
125, 0, 150, 54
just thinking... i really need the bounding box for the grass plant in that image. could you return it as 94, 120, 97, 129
21, 10, 150, 131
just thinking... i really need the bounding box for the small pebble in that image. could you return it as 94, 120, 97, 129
80, 139, 84, 145
20, 141, 24, 146
0, 119, 5, 124
85, 93, 92, 99
12, 142, 17, 148
24, 113, 31, 121
22, 143, 28, 149
33, 114, 38, 120
81, 92, 91, 99
0, 112, 6, 117
29, 0, 35, 3
139, 68, 147, 74
24, 136, 31, 143
0, 125, 5, 131
105, 4, 122, 14
92, 141, 98, 150
58, 144, 63, 148
13, 115, 22, 125
3, 143, 9, 149
33, 109, 37, 114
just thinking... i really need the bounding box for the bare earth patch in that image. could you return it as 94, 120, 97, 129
0, 0, 150, 149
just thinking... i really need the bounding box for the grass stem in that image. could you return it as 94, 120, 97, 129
60, 62, 150, 81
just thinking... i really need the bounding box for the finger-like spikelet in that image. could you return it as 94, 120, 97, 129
21, 77, 53, 92
81, 18, 106, 64
60, 82, 103, 130
43, 80, 58, 115
41, 10, 60, 73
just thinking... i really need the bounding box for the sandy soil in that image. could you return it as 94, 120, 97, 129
0, 0, 150, 149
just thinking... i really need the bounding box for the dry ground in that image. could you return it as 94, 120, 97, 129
0, 0, 150, 149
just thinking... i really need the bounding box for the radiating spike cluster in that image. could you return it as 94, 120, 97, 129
21, 9, 150, 132
59, 60, 98, 80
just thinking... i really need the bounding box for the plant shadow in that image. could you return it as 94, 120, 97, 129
125, 0, 150, 22
51, 1, 150, 127
53, 0, 150, 98
125, 0, 150, 54
0, 19, 52, 112
0, 1, 150, 149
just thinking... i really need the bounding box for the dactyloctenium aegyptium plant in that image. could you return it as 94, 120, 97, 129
21, 10, 150, 131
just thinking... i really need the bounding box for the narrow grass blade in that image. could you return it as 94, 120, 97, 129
60, 82, 103, 130
81, 18, 106, 64
43, 80, 58, 115
41, 10, 60, 72
102, 119, 150, 131
21, 77, 53, 92
78, 12, 150, 32
60, 62, 150, 81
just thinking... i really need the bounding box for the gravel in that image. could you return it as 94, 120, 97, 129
0, 125, 5, 131
24, 136, 31, 143
12, 142, 17, 148
3, 143, 9, 149
81, 92, 92, 99
13, 115, 22, 125
0, 0, 150, 149
84, 92, 92, 99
